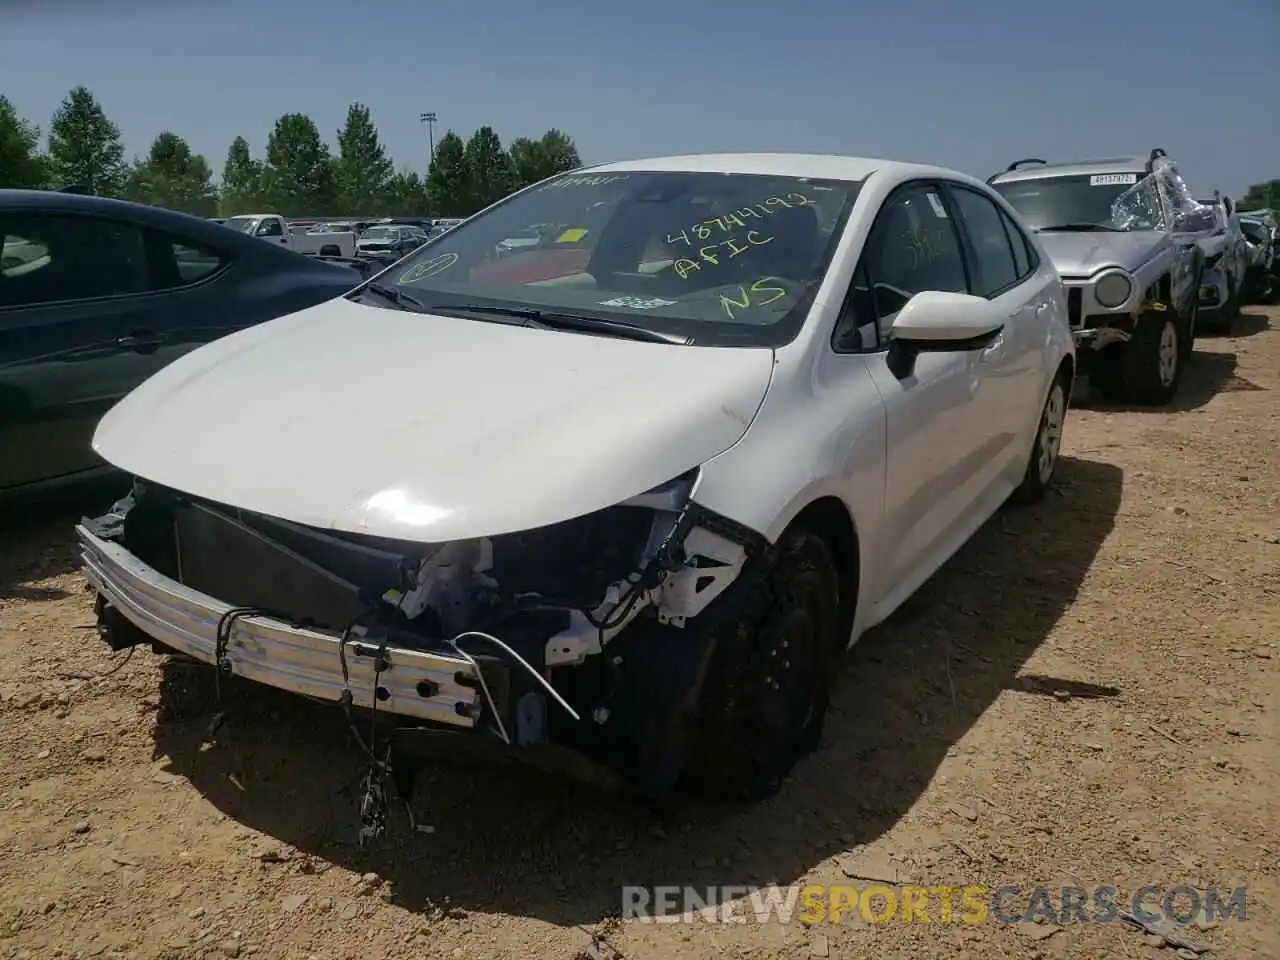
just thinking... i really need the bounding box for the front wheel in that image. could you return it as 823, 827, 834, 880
1114, 310, 1183, 405
685, 528, 841, 803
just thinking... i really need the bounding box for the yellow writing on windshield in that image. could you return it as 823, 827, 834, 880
665, 192, 818, 249
398, 252, 459, 284
673, 231, 773, 279
719, 277, 789, 319
555, 228, 588, 243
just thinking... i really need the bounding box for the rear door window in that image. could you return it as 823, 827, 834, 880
0, 214, 149, 309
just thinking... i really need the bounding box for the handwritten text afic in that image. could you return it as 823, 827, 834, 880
673, 231, 773, 279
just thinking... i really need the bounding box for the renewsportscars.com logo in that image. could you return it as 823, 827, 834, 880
621, 883, 1249, 926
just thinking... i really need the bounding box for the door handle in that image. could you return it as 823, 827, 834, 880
115, 331, 166, 353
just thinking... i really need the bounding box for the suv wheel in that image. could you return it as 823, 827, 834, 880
1118, 310, 1183, 405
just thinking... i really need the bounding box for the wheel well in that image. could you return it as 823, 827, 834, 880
320, 243, 341, 257
1157, 273, 1172, 304
788, 497, 859, 641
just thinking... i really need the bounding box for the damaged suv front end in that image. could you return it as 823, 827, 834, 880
988, 150, 1207, 405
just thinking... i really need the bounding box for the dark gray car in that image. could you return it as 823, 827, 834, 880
0, 189, 364, 500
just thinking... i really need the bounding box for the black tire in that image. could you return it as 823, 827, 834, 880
684, 528, 841, 803
1115, 309, 1184, 405
1010, 367, 1069, 505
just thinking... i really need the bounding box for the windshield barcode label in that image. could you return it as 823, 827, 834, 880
1090, 174, 1138, 186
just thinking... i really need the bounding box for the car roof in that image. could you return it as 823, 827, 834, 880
0, 189, 351, 271
0, 190, 255, 241
579, 152, 950, 183
989, 156, 1158, 184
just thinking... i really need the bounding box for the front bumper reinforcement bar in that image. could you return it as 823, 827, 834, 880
77, 525, 481, 728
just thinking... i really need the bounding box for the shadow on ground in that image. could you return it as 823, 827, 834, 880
1213, 309, 1272, 339
0, 478, 128, 602
152, 455, 1123, 926
1077, 347, 1266, 414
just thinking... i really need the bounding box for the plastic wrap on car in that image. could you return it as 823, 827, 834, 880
1110, 158, 1213, 233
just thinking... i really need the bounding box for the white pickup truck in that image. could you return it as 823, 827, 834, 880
220, 214, 357, 259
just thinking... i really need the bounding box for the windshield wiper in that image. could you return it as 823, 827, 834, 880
359, 282, 427, 311
1036, 223, 1118, 232
438, 304, 692, 345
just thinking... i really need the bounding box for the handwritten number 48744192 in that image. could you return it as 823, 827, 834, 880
666, 193, 816, 248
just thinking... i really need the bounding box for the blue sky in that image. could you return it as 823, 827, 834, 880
3, 0, 1277, 197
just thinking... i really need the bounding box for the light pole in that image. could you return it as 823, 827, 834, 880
419, 111, 437, 168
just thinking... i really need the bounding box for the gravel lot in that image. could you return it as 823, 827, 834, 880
1, 308, 1277, 960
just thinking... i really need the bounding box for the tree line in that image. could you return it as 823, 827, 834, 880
1237, 180, 1280, 217
0, 87, 583, 219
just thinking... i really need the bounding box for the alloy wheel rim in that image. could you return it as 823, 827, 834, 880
1037, 383, 1065, 485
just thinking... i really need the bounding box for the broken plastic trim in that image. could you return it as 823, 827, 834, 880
543, 492, 769, 668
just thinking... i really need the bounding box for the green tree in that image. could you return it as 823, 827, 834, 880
259, 113, 335, 216
508, 128, 581, 189
1237, 180, 1280, 215
381, 168, 430, 216
464, 126, 515, 212
46, 86, 126, 195
219, 136, 263, 215
122, 131, 218, 215
425, 131, 470, 217
334, 102, 393, 216
0, 95, 48, 188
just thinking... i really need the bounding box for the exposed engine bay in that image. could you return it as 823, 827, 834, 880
82, 472, 769, 833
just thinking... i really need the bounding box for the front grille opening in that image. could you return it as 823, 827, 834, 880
1067, 287, 1082, 328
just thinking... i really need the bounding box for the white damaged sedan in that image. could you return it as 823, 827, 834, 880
79, 153, 1074, 819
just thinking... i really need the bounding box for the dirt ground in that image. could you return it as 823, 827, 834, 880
1, 308, 1277, 960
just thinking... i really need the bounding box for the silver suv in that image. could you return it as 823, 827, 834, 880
987, 150, 1206, 405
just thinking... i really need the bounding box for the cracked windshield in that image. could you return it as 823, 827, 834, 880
381, 171, 860, 344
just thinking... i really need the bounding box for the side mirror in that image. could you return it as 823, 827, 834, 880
886, 290, 1004, 380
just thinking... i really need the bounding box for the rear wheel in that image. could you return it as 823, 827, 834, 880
1010, 369, 1068, 505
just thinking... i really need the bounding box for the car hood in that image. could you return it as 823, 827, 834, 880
1035, 230, 1167, 276
92, 297, 775, 542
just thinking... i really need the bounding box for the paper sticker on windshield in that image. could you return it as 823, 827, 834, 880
555, 228, 588, 243
925, 192, 948, 219
599, 296, 678, 310
1090, 173, 1138, 186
